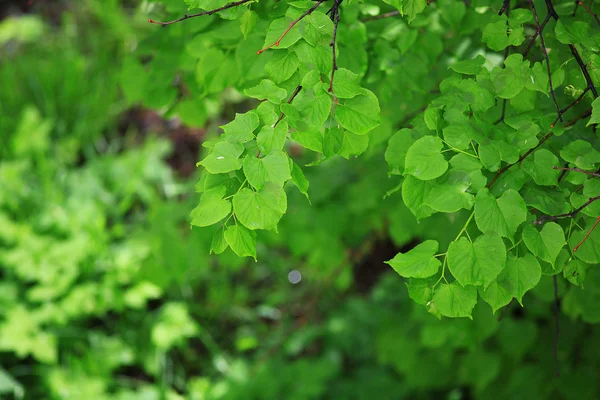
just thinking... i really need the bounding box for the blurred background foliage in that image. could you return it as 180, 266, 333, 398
1, 0, 600, 399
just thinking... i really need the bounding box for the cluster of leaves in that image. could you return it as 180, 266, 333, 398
171, 0, 600, 321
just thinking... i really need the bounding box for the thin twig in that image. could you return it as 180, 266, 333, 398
569, 44, 599, 98
148, 0, 253, 26
523, 14, 551, 58
550, 88, 590, 128
534, 195, 600, 224
574, 216, 600, 252
552, 166, 600, 178
257, 85, 303, 158
498, 0, 510, 15
274, 85, 302, 128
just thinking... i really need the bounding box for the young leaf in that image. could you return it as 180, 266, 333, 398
224, 224, 257, 260
190, 185, 231, 227
447, 234, 507, 288
404, 136, 448, 180
334, 90, 381, 135
232, 184, 287, 231
432, 282, 477, 318
503, 254, 541, 304
242, 152, 292, 190
210, 226, 229, 255
290, 161, 310, 201
475, 189, 526, 239
385, 240, 441, 278
522, 223, 565, 266
198, 141, 245, 174
221, 111, 260, 143
257, 122, 288, 155
244, 79, 287, 103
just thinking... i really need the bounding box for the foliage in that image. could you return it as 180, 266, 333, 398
3, 0, 600, 399
165, 0, 600, 321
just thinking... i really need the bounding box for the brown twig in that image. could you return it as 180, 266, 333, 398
534, 195, 600, 224
274, 85, 303, 128
550, 88, 590, 128
574, 216, 600, 252
148, 0, 252, 26
257, 85, 303, 158
552, 166, 600, 178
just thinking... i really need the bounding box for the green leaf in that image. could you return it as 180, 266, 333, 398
404, 136, 448, 180
244, 80, 287, 103
386, 240, 441, 278
475, 189, 526, 239
334, 90, 381, 135
385, 129, 415, 175
502, 254, 541, 304
233, 184, 287, 231
210, 226, 229, 255
424, 171, 475, 213
560, 140, 600, 170
303, 11, 334, 46
330, 68, 363, 99
291, 128, 323, 153
221, 111, 260, 143
224, 224, 257, 260
190, 185, 231, 227
449, 55, 486, 75
480, 278, 512, 313
482, 17, 525, 51
402, 175, 435, 219
569, 222, 600, 264
338, 131, 369, 159
240, 9, 258, 39
243, 152, 291, 189
522, 223, 565, 266
290, 161, 310, 201
257, 122, 288, 155
447, 234, 507, 288
263, 17, 302, 49
406, 277, 437, 305
432, 282, 477, 318
588, 97, 600, 126
265, 51, 299, 83
198, 141, 245, 174
521, 149, 560, 186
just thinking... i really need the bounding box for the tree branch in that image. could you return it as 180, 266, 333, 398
148, 0, 253, 26
534, 195, 600, 224
552, 166, 600, 178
